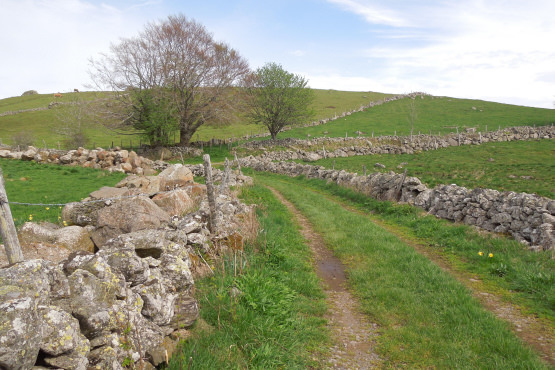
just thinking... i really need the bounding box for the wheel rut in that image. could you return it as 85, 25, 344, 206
316, 188, 555, 367
267, 186, 380, 369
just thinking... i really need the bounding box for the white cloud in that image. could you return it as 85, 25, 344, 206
326, 0, 555, 108
0, 0, 149, 98
326, 0, 408, 27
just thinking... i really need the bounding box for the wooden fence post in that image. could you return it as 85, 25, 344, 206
0, 166, 24, 264
203, 154, 218, 234
234, 152, 242, 175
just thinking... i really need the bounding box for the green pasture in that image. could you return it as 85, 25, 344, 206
309, 139, 555, 198
0, 158, 126, 228
278, 95, 553, 139
0, 89, 392, 149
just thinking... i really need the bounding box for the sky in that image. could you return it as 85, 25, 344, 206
1, 0, 554, 108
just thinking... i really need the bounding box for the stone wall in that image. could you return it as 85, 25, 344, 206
241, 157, 554, 251
0, 146, 157, 175
0, 164, 254, 369
242, 125, 555, 162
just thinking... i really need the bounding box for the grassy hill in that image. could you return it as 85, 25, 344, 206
0, 90, 392, 149
0, 90, 551, 149
279, 95, 553, 139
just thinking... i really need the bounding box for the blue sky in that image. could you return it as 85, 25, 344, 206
1, 0, 554, 108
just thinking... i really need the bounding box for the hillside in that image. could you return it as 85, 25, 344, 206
0, 90, 551, 149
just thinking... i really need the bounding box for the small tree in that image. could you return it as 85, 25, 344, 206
130, 88, 179, 146
54, 93, 94, 149
89, 14, 250, 146
247, 63, 314, 140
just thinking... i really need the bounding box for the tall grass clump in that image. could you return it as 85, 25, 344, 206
168, 184, 327, 369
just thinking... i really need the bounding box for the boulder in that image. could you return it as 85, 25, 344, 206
18, 222, 94, 253
39, 305, 90, 358
62, 201, 107, 226
152, 189, 195, 216
91, 197, 169, 247
0, 288, 41, 369
66, 269, 119, 339
158, 164, 194, 190
115, 175, 161, 195
89, 186, 128, 200
169, 292, 199, 329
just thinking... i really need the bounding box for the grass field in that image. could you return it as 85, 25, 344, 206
253, 171, 552, 368
309, 139, 555, 198
0, 90, 392, 149
0, 158, 126, 228
0, 155, 552, 367
278, 95, 553, 139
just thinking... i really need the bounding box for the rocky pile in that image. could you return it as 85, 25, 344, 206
0, 164, 254, 369
0, 146, 157, 175
241, 157, 554, 251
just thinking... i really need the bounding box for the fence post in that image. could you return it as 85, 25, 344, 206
0, 166, 24, 264
203, 154, 218, 234
234, 152, 242, 174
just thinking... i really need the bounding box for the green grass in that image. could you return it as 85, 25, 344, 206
277, 95, 553, 139
253, 171, 552, 368
0, 158, 127, 228
168, 184, 328, 369
0, 90, 392, 149
309, 139, 555, 198
252, 171, 555, 321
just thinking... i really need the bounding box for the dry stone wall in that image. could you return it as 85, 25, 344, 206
241, 157, 554, 251
242, 125, 555, 162
0, 164, 254, 369
0, 146, 158, 175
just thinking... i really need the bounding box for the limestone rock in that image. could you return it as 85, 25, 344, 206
152, 189, 194, 216
39, 305, 90, 358
158, 164, 194, 190
0, 289, 41, 370
91, 197, 169, 247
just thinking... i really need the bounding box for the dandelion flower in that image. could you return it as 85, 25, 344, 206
488, 253, 494, 258
63, 221, 68, 226
45, 207, 50, 210
478, 251, 483, 256
28, 215, 33, 221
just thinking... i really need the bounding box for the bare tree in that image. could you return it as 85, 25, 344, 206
89, 14, 250, 146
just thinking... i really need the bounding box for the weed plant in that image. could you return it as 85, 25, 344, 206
168, 184, 328, 369
0, 158, 127, 228
253, 171, 552, 368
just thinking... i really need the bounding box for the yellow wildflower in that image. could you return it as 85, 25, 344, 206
28, 215, 33, 221
478, 251, 483, 256
45, 207, 50, 210
488, 253, 494, 258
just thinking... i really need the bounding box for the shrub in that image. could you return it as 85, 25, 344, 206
11, 131, 35, 150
